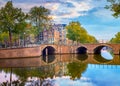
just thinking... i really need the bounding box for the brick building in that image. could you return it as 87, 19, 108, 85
37, 24, 67, 44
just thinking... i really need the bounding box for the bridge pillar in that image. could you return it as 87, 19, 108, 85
113, 49, 119, 55
87, 48, 94, 54
45, 48, 48, 55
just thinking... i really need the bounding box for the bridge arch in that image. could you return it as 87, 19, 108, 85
42, 46, 56, 56
76, 46, 87, 54
93, 45, 113, 54
42, 46, 56, 64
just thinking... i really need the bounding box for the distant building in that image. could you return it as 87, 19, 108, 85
37, 24, 67, 44
98, 39, 109, 43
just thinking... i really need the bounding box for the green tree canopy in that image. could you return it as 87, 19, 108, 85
0, 1, 27, 46
110, 32, 120, 43
66, 21, 97, 43
0, 32, 9, 43
29, 6, 51, 35
106, 0, 120, 18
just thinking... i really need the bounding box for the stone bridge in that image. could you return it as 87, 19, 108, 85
40, 43, 120, 55
0, 43, 120, 58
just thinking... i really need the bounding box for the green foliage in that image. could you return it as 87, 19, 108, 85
66, 21, 97, 43
110, 32, 120, 43
66, 21, 80, 41
67, 61, 87, 80
12, 66, 54, 81
0, 1, 27, 32
0, 32, 9, 42
0, 1, 52, 46
106, 0, 120, 18
29, 6, 51, 34
0, 1, 27, 45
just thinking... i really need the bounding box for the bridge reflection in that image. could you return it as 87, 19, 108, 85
0, 54, 120, 68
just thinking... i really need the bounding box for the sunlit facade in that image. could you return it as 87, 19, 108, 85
37, 24, 67, 44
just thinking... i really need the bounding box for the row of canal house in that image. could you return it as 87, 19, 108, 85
36, 24, 73, 45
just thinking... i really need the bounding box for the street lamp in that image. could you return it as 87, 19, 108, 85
24, 32, 26, 47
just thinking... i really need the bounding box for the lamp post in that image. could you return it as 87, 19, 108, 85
24, 32, 26, 47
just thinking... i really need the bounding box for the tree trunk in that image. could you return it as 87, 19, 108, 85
8, 28, 12, 47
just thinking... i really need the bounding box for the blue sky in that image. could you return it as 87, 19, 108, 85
0, 0, 120, 41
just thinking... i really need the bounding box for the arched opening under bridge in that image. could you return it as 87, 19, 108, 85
94, 45, 114, 60
42, 46, 55, 63
94, 45, 112, 54
42, 46, 55, 56
77, 46, 87, 54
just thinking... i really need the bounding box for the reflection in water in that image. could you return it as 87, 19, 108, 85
0, 54, 120, 86
67, 62, 87, 80
94, 54, 112, 63
42, 55, 55, 63
76, 54, 88, 61
100, 46, 113, 60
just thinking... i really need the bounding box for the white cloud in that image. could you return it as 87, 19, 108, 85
0, 0, 6, 8
48, 0, 94, 23
0, 0, 102, 24
42, 2, 60, 11
13, 3, 41, 12
53, 76, 97, 86
0, 0, 94, 23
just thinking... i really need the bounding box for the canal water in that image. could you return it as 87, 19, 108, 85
0, 54, 120, 86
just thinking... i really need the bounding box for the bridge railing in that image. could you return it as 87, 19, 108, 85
0, 41, 40, 49
0, 39, 119, 49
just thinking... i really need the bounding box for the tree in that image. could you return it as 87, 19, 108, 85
110, 32, 120, 43
86, 35, 97, 43
29, 6, 51, 38
0, 32, 8, 42
66, 21, 81, 42
66, 21, 97, 43
105, 0, 120, 18
0, 1, 27, 47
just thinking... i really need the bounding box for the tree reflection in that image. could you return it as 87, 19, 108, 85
13, 65, 55, 85
0, 65, 55, 86
67, 61, 87, 80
